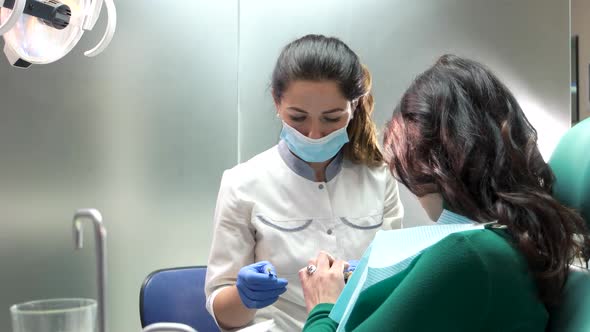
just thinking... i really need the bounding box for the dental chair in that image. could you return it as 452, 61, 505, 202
140, 266, 220, 332
546, 117, 590, 332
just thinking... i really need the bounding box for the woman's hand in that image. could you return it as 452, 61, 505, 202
299, 251, 348, 313
236, 261, 288, 309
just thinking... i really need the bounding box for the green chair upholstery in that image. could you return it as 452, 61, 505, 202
546, 266, 590, 332
546, 117, 590, 332
549, 117, 590, 226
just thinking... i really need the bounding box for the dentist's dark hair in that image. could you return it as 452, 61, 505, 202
383, 54, 590, 305
272, 34, 383, 167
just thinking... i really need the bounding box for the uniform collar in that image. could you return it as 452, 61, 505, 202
278, 140, 344, 182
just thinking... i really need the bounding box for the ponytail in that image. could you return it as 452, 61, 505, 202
343, 65, 384, 167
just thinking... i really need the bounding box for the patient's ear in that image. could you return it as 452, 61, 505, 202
418, 193, 444, 221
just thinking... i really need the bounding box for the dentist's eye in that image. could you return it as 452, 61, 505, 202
323, 117, 341, 123
290, 116, 306, 122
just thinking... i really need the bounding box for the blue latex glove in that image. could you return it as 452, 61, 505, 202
346, 260, 359, 273
344, 260, 359, 283
236, 261, 288, 309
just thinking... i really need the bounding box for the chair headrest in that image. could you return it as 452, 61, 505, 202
549, 117, 590, 227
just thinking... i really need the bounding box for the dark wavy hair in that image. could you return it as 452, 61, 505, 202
383, 54, 590, 304
271, 34, 383, 167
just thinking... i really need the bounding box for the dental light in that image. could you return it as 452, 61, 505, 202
0, 0, 116, 68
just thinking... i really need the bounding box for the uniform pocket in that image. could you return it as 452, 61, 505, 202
253, 214, 320, 277
339, 214, 383, 230
255, 214, 313, 232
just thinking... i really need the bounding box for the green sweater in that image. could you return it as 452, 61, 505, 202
304, 229, 548, 331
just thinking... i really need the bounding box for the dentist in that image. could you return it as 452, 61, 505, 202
205, 34, 404, 332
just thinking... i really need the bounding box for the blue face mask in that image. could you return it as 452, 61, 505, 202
279, 120, 350, 163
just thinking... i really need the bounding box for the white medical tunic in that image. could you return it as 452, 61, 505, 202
205, 141, 404, 331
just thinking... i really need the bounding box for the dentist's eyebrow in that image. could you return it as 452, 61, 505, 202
322, 108, 344, 114
287, 107, 308, 114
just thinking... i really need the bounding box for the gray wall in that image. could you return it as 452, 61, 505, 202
572, 0, 590, 120
0, 1, 238, 331
0, 0, 571, 331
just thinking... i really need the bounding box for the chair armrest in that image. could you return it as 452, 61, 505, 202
142, 322, 198, 332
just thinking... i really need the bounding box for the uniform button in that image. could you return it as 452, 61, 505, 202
318, 184, 324, 189
327, 229, 333, 235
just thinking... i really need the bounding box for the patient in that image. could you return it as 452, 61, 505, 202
298, 54, 590, 331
